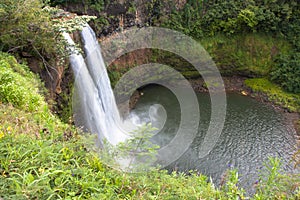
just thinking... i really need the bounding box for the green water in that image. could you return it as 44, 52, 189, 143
132, 85, 298, 193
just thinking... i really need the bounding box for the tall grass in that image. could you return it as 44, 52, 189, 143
0, 52, 299, 199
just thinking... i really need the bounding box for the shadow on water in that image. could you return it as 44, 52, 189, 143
131, 84, 298, 194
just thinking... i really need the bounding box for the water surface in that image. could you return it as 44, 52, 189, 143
132, 85, 298, 193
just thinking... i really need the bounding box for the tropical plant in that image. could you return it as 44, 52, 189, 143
0, 0, 95, 71
254, 157, 300, 199
0, 52, 44, 111
271, 53, 300, 93
100, 123, 160, 172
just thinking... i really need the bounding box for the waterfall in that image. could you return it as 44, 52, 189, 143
63, 25, 128, 145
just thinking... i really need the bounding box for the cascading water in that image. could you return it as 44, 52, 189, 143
63, 25, 298, 192
63, 25, 129, 145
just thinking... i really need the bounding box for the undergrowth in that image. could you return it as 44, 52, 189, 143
200, 33, 291, 76
0, 132, 220, 199
0, 52, 300, 199
0, 125, 300, 199
245, 78, 300, 112
0, 52, 45, 112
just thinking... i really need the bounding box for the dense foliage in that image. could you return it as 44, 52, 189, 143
160, 0, 300, 94
1, 129, 299, 199
161, 0, 299, 37
0, 52, 299, 199
49, 0, 105, 12
0, 52, 45, 111
0, 52, 69, 134
271, 53, 300, 93
0, 0, 299, 198
199, 34, 291, 76
0, 0, 63, 72
0, 0, 54, 52
2, 0, 297, 93
0, 0, 95, 70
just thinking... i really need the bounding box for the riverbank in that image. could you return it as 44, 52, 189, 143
127, 75, 299, 135
192, 76, 300, 135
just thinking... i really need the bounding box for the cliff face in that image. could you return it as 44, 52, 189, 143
43, 0, 186, 106
40, 0, 187, 86
56, 0, 186, 37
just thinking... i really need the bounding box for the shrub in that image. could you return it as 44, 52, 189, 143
0, 0, 95, 69
0, 52, 44, 111
1, 129, 299, 199
271, 53, 300, 94
161, 0, 299, 39
0, 0, 55, 54
0, 52, 70, 142
161, 0, 204, 39
201, 0, 255, 35
254, 158, 300, 199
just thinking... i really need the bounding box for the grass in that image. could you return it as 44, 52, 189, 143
0, 52, 45, 112
245, 78, 300, 112
0, 122, 299, 199
0, 131, 220, 199
1, 52, 300, 199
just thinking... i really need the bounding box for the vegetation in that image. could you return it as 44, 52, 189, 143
0, 49, 299, 199
2, 128, 299, 199
158, 0, 300, 112
200, 33, 291, 76
46, 0, 300, 96
0, 0, 299, 199
161, 0, 299, 38
0, 52, 69, 135
271, 53, 300, 93
0, 0, 55, 53
0, 0, 95, 72
101, 123, 160, 173
160, 0, 300, 92
245, 78, 300, 112
0, 52, 45, 112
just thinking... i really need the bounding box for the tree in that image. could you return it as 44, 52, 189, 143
0, 0, 95, 72
0, 0, 56, 56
